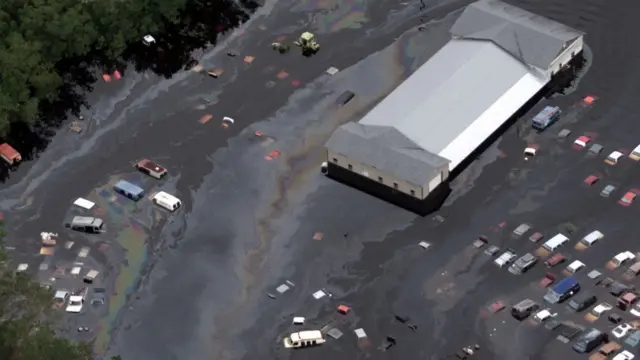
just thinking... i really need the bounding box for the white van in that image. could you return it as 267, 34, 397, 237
579, 230, 604, 247
152, 191, 182, 212
542, 233, 569, 252
283, 330, 326, 348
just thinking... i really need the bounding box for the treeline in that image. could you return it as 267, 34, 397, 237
0, 220, 122, 359
0, 0, 259, 139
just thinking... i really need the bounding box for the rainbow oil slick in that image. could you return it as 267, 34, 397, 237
83, 175, 165, 354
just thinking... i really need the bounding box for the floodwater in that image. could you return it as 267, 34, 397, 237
1, 0, 640, 359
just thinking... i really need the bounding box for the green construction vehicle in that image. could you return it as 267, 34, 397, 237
293, 32, 320, 55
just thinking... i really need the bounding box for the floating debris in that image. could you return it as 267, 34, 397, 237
78, 247, 90, 258
64, 241, 74, 249
41, 232, 57, 246
226, 51, 238, 57
286, 280, 296, 288
277, 70, 289, 80
313, 232, 324, 240
312, 290, 327, 299
221, 116, 235, 128
326, 67, 339, 75
264, 150, 281, 161
199, 114, 213, 124
418, 241, 431, 250
327, 328, 343, 339
244, 56, 255, 63
16, 263, 28, 272
190, 64, 204, 73
265, 80, 276, 88
267, 293, 276, 299
40, 247, 55, 256
207, 68, 224, 78
290, 79, 302, 87
102, 74, 111, 82
276, 284, 290, 294
69, 121, 83, 133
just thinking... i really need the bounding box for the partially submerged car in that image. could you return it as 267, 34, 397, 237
601, 184, 617, 197
606, 151, 624, 165
529, 232, 544, 243
612, 252, 636, 268
584, 175, 600, 186
484, 245, 500, 257
590, 303, 613, 318
136, 159, 168, 179
612, 323, 635, 339
574, 135, 592, 149
509, 253, 538, 275
588, 341, 621, 360
472, 235, 488, 249
494, 249, 517, 268
619, 191, 637, 207
534, 308, 556, 322
283, 330, 326, 348
613, 350, 635, 360
539, 273, 556, 288
545, 253, 566, 268
512, 223, 531, 237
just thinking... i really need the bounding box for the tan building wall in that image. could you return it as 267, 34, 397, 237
328, 150, 425, 199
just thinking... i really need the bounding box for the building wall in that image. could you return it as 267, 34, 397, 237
327, 150, 424, 199
549, 36, 584, 76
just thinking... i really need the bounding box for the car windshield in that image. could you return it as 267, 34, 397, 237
70, 300, 81, 306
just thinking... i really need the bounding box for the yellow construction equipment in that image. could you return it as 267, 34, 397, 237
293, 32, 320, 55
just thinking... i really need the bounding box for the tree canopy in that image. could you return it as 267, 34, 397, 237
0, 220, 105, 359
0, 0, 258, 143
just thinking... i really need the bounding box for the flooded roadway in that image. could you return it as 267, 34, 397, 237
2, 0, 640, 359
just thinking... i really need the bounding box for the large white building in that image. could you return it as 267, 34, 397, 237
325, 0, 584, 202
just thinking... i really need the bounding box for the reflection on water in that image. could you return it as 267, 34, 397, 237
82, 173, 169, 353
293, 0, 369, 33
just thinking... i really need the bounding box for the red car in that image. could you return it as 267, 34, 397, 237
529, 232, 544, 243
544, 253, 566, 268
584, 175, 599, 186
539, 273, 556, 288
619, 191, 637, 207
488, 300, 505, 313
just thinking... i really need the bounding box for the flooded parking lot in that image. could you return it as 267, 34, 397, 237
2, 0, 640, 359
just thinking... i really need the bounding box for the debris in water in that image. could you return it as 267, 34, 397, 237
277, 70, 289, 80
327, 328, 344, 339
221, 116, 235, 128
102, 74, 111, 82
199, 114, 213, 124
207, 68, 224, 78
291, 79, 301, 87
326, 66, 339, 75
313, 232, 324, 240
276, 284, 290, 294
312, 290, 326, 299
244, 56, 255, 64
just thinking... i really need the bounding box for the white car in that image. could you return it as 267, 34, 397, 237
631, 303, 640, 317
613, 350, 635, 360
590, 303, 613, 317
612, 323, 635, 339
613, 251, 636, 268
65, 295, 84, 313
534, 308, 556, 322
494, 250, 517, 268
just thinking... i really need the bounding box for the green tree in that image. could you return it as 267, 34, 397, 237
0, 220, 94, 360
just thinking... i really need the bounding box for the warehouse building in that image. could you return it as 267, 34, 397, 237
325, 0, 584, 213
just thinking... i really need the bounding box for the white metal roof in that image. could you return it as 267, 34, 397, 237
356, 39, 548, 171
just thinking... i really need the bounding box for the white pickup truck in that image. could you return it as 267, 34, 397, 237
494, 249, 517, 268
